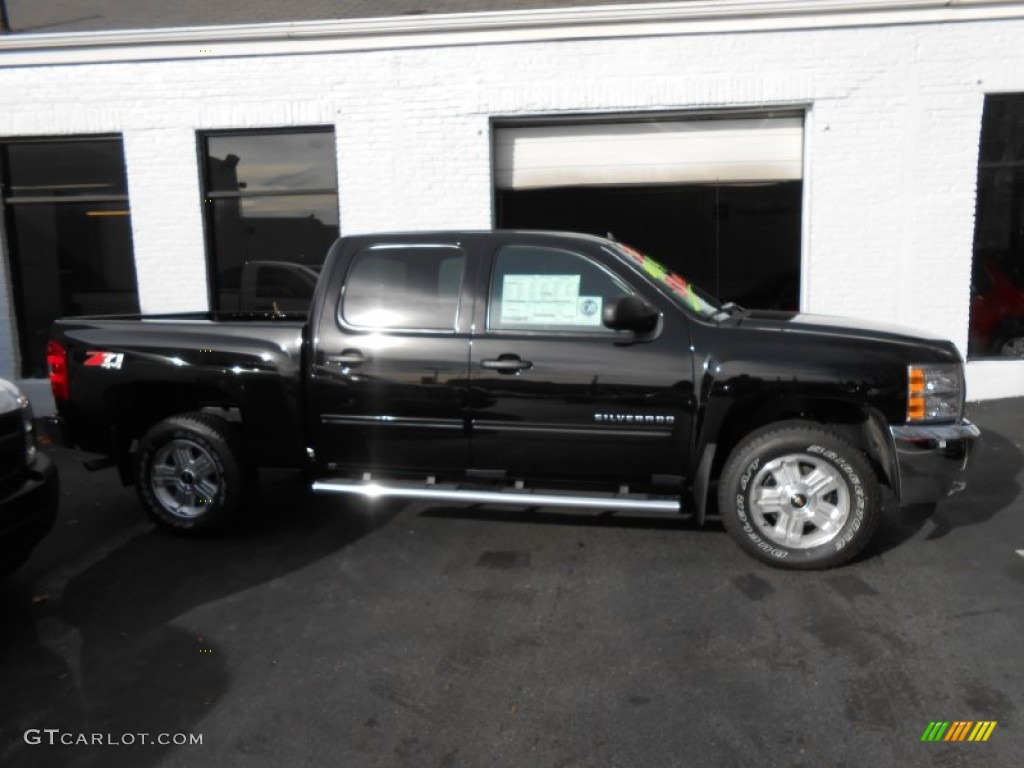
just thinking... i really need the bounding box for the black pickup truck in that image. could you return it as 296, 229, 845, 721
48, 231, 979, 569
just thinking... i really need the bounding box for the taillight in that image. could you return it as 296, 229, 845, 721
47, 340, 69, 401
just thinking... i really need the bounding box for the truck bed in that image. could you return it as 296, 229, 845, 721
50, 312, 308, 467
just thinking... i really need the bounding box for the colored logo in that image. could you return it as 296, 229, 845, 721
921, 721, 997, 742
84, 351, 124, 370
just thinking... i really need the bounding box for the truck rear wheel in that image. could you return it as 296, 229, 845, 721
136, 413, 254, 534
717, 424, 880, 569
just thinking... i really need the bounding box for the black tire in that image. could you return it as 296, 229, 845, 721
136, 412, 254, 534
717, 423, 881, 570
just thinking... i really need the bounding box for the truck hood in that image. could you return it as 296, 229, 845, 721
734, 309, 951, 347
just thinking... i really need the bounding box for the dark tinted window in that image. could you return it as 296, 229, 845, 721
488, 245, 629, 333
0, 138, 139, 376
3, 139, 128, 198
205, 132, 337, 193
342, 246, 465, 330
200, 129, 339, 311
497, 182, 802, 312
969, 95, 1024, 359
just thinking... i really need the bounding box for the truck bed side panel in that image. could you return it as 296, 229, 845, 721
53, 315, 307, 466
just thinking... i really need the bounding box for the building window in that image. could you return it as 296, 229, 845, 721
200, 129, 339, 312
970, 95, 1024, 359
0, 136, 140, 377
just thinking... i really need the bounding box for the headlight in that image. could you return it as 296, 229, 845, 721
906, 364, 963, 423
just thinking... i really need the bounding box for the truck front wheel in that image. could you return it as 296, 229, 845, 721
136, 413, 254, 534
717, 424, 881, 569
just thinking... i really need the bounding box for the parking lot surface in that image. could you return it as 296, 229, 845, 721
2, 399, 1022, 767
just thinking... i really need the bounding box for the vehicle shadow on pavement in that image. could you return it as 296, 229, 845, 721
861, 416, 1023, 560
0, 471, 400, 768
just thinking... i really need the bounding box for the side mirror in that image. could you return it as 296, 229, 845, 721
603, 295, 659, 333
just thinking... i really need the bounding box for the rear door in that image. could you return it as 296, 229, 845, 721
468, 236, 694, 485
308, 237, 474, 475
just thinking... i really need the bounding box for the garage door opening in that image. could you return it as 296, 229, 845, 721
494, 115, 804, 310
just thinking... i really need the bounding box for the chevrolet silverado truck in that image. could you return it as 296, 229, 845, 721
47, 231, 979, 569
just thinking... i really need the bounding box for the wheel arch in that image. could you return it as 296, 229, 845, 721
105, 381, 241, 485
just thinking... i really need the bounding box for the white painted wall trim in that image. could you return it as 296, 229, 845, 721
2, 1, 1024, 67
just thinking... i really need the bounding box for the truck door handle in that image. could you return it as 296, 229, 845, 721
480, 355, 532, 374
326, 350, 369, 366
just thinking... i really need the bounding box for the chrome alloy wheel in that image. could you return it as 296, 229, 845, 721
150, 438, 221, 519
748, 453, 850, 549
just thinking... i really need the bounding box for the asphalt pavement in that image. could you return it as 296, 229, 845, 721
1, 399, 1022, 767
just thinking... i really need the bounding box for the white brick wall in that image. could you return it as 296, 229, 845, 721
2, 13, 1024, 397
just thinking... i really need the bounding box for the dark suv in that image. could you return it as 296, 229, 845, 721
0, 379, 58, 578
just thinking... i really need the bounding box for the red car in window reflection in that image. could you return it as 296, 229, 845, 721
970, 254, 1024, 358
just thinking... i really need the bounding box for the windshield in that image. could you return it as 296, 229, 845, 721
608, 243, 721, 319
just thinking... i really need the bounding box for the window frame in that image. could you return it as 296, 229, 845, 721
197, 126, 339, 313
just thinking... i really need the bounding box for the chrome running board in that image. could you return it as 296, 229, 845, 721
312, 479, 681, 513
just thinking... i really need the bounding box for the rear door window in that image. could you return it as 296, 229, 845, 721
341, 245, 465, 331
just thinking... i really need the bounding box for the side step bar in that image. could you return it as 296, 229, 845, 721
312, 479, 681, 513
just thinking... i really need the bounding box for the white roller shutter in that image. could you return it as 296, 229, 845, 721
494, 116, 803, 190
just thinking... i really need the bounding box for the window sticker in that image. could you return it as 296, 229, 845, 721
500, 275, 601, 327
576, 296, 603, 326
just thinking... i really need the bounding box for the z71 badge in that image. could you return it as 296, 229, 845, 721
84, 351, 125, 370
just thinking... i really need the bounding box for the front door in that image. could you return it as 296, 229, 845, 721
468, 239, 693, 485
